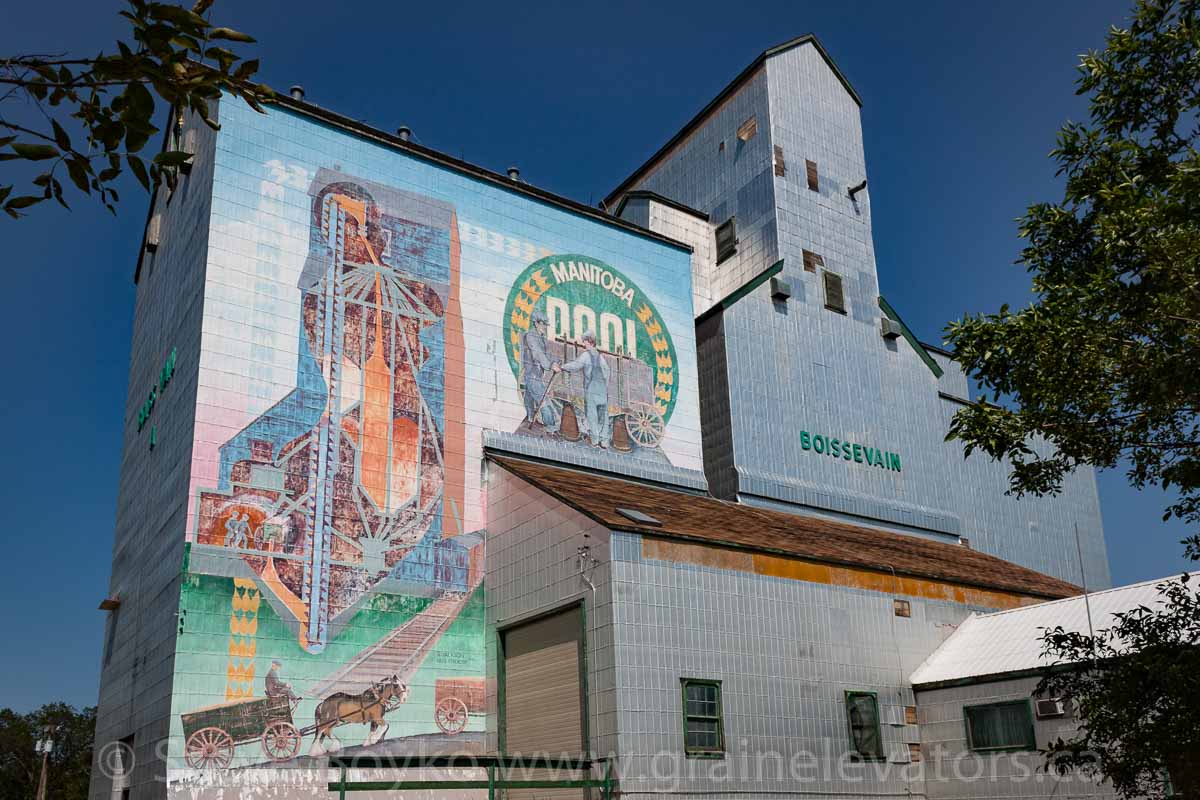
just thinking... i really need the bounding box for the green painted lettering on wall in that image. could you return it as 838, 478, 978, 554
136, 347, 177, 446
799, 428, 903, 472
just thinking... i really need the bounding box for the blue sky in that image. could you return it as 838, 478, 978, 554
0, 0, 1191, 712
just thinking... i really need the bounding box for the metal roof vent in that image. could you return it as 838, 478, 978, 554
616, 507, 661, 527
770, 276, 792, 300
507, 166, 520, 181
289, 85, 305, 101
881, 317, 903, 340
397, 126, 412, 142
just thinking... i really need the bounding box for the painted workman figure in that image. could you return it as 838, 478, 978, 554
520, 310, 560, 433
265, 660, 300, 701
555, 330, 611, 448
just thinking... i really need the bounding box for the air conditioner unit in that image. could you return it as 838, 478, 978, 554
770, 276, 792, 300
881, 317, 903, 340
1035, 698, 1067, 719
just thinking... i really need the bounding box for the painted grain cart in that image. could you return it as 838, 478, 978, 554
536, 340, 664, 449
433, 676, 485, 735
181, 695, 300, 768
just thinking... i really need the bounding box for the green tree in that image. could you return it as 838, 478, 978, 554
944, 0, 1200, 558
0, 704, 96, 800
1038, 574, 1199, 797
945, 0, 1200, 795
0, 0, 269, 218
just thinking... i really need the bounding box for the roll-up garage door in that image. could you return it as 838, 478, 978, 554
503, 604, 585, 756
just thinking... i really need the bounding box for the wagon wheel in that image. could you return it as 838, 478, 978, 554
625, 403, 664, 447
184, 727, 234, 770
434, 697, 469, 735
261, 721, 301, 762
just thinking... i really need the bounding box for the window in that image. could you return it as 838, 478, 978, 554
823, 270, 845, 313
964, 701, 1036, 752
845, 691, 884, 760
805, 159, 819, 191
893, 599, 911, 618
802, 249, 824, 273
681, 679, 724, 757
773, 145, 786, 177
715, 217, 737, 265
736, 116, 757, 142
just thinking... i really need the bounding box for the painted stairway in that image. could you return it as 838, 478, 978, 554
307, 594, 469, 697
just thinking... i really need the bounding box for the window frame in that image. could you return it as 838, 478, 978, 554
844, 690, 885, 761
963, 699, 1037, 753
680, 678, 725, 759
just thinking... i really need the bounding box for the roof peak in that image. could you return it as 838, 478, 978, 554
603, 33, 860, 208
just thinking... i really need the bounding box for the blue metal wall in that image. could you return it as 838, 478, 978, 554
622, 40, 1110, 588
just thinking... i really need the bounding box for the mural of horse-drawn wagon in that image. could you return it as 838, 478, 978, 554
181, 695, 301, 768
181, 675, 411, 767
534, 340, 665, 450
433, 676, 485, 735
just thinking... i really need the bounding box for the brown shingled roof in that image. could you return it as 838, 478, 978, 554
491, 456, 1081, 601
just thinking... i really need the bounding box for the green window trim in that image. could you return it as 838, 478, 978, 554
680, 678, 725, 758
963, 700, 1037, 752
844, 690, 885, 761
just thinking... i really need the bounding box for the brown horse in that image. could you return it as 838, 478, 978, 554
309, 674, 409, 756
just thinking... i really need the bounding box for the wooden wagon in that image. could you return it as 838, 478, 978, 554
181, 695, 300, 768
433, 677, 485, 735
530, 340, 664, 448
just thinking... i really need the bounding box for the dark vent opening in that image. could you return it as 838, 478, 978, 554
715, 217, 737, 265
773, 145, 786, 177
806, 159, 819, 192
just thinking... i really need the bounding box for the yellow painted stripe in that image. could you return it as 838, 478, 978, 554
643, 537, 1042, 611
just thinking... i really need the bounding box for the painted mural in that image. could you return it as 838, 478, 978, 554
504, 256, 678, 458
170, 100, 700, 786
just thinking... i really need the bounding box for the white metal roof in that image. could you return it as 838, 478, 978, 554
910, 573, 1193, 686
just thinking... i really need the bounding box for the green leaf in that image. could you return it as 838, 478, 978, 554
66, 159, 91, 194
127, 154, 150, 191
146, 3, 208, 28
5, 195, 44, 210
51, 120, 71, 151
234, 59, 260, 81
154, 150, 194, 167
10, 143, 60, 161
208, 27, 256, 43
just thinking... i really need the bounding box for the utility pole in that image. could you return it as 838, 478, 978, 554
34, 725, 56, 800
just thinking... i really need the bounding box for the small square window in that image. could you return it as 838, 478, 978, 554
845, 691, 884, 760
964, 701, 1036, 752
823, 270, 846, 314
681, 679, 724, 757
802, 249, 824, 273
736, 117, 757, 142
773, 145, 786, 177
805, 159, 819, 191
894, 599, 911, 618
715, 218, 737, 265
905, 706, 919, 726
